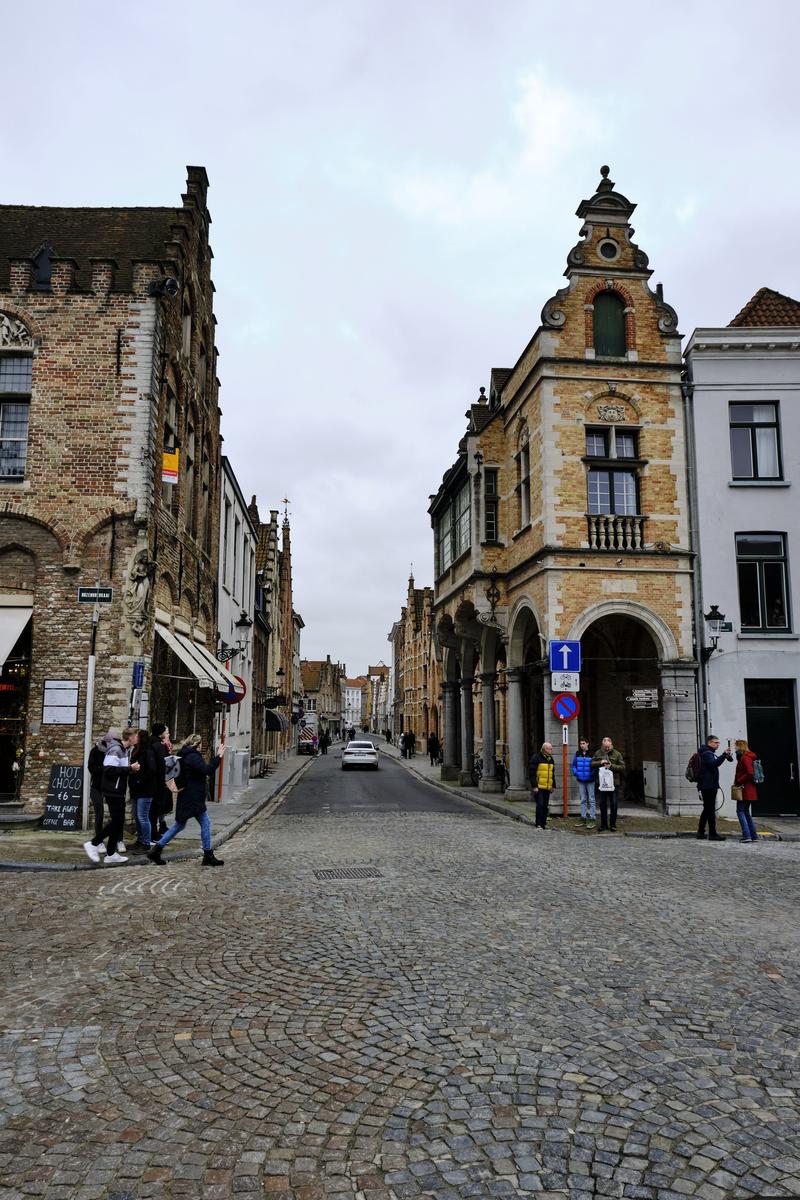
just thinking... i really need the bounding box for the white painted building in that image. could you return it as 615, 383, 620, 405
216, 457, 256, 798
342, 677, 366, 730
685, 287, 800, 818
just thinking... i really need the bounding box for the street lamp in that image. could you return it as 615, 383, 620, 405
701, 604, 726, 662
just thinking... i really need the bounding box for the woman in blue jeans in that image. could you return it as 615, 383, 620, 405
148, 734, 225, 866
129, 728, 159, 852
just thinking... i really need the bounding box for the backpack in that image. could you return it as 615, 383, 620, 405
685, 751, 701, 783
164, 753, 182, 782
752, 758, 765, 785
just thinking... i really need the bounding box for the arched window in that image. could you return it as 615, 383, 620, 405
593, 291, 626, 357
181, 294, 192, 359
0, 315, 34, 480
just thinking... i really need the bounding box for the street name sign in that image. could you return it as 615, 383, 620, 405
78, 586, 113, 604
548, 640, 581, 673
552, 692, 580, 722
551, 671, 580, 692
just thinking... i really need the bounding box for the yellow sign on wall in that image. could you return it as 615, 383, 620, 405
162, 448, 179, 485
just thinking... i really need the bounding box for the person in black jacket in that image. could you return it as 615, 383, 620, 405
97, 728, 140, 863
83, 727, 119, 863
696, 734, 733, 841
129, 728, 159, 853
148, 734, 225, 866
149, 723, 172, 837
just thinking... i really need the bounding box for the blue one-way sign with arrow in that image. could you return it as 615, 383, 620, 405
548, 639, 581, 673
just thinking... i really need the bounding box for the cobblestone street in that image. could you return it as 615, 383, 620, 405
1, 755, 799, 1199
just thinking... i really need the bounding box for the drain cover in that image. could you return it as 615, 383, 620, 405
313, 866, 383, 880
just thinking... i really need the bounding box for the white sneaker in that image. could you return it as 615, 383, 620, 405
104, 852, 128, 865
97, 844, 107, 855
117, 841, 126, 854
83, 841, 100, 863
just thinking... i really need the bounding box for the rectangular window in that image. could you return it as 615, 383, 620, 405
729, 403, 781, 480
438, 506, 453, 574
518, 444, 531, 527
484, 469, 498, 542
588, 469, 637, 515
736, 533, 789, 631
455, 480, 471, 558
0, 355, 32, 480
233, 517, 240, 600
185, 423, 196, 535
222, 498, 231, 586
585, 429, 608, 457
615, 431, 637, 459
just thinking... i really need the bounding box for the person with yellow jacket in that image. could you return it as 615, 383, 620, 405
529, 742, 556, 829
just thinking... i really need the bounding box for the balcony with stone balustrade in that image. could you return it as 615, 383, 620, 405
586, 513, 646, 551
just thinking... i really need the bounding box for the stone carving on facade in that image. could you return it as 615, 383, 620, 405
596, 403, 627, 422
541, 285, 570, 329
566, 241, 585, 268
124, 548, 156, 639
0, 312, 33, 349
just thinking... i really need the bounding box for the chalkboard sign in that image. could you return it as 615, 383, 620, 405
42, 764, 84, 831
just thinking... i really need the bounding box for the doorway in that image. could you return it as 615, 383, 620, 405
0, 620, 31, 800
744, 679, 800, 816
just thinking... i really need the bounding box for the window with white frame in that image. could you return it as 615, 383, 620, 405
0, 354, 32, 480
729, 403, 781, 480
585, 425, 640, 515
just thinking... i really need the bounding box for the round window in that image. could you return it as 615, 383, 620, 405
599, 240, 619, 260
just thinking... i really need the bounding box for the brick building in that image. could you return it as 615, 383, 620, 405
387, 576, 441, 751
0, 166, 236, 813
429, 168, 698, 810
300, 656, 345, 737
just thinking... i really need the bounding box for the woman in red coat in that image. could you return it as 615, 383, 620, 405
734, 739, 759, 843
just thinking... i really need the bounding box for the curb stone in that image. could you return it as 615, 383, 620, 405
0, 758, 311, 873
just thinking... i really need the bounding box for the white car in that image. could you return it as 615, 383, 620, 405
342, 740, 379, 770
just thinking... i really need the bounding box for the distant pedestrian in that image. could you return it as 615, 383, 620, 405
428, 732, 440, 766
320, 731, 330, 755
148, 734, 225, 866
695, 734, 733, 841
399, 733, 407, 758
572, 737, 596, 827
129, 728, 159, 853
83, 727, 118, 863
407, 730, 416, 758
88, 728, 140, 864
529, 742, 556, 829
733, 739, 760, 843
591, 737, 625, 832
150, 723, 175, 837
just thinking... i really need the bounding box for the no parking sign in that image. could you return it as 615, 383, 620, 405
552, 692, 580, 722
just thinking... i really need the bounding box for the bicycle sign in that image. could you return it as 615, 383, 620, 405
552, 692, 580, 722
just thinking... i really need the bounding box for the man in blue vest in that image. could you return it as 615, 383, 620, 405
572, 737, 596, 827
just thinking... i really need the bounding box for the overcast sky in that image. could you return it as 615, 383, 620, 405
4, 1, 799, 674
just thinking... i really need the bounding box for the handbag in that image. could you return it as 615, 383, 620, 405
731, 784, 743, 803
598, 766, 614, 792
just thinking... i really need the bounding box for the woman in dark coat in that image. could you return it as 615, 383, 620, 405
148, 734, 225, 866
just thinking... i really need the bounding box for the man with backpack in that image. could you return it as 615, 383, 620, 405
694, 734, 733, 841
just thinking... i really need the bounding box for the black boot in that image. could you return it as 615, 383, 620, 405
147, 844, 167, 865
202, 849, 224, 867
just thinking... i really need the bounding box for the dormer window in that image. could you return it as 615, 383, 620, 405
32, 243, 53, 291
593, 291, 626, 357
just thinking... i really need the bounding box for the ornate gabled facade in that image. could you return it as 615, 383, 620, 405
429, 168, 698, 811
300, 655, 345, 736
248, 498, 297, 765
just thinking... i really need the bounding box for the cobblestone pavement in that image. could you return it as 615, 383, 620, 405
1, 756, 799, 1200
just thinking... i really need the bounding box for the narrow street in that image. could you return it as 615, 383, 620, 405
1, 753, 800, 1199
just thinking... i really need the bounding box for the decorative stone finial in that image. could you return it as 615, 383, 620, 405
478, 386, 487, 404
597, 165, 615, 192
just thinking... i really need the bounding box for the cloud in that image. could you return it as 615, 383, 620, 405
371, 69, 606, 229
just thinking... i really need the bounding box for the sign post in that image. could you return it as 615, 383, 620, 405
552, 692, 580, 817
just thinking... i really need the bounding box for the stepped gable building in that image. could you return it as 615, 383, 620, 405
685, 286, 800, 818
429, 167, 698, 810
300, 655, 345, 737
0, 167, 233, 811
248, 498, 297, 765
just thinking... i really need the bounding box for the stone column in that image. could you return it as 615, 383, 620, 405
659, 662, 700, 815
441, 682, 460, 781
479, 672, 502, 792
505, 667, 530, 800
458, 677, 476, 786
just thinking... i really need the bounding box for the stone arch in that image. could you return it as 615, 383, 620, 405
507, 598, 545, 667
583, 389, 641, 421
198, 602, 213, 640
567, 599, 678, 662
0, 305, 41, 347
0, 508, 66, 555
584, 279, 636, 352
155, 571, 178, 610
179, 589, 196, 623
0, 544, 36, 592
